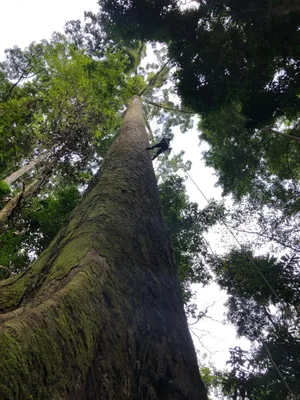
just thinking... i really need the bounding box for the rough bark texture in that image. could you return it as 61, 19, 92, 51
0, 96, 208, 400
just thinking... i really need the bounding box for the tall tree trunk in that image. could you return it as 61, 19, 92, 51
3, 153, 48, 185
0, 96, 207, 400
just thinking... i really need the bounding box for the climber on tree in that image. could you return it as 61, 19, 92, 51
146, 137, 172, 161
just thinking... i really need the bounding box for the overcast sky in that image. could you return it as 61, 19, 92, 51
0, 0, 99, 57
0, 0, 250, 377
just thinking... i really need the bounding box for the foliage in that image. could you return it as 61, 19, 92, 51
200, 367, 225, 400
23, 185, 81, 252
210, 247, 300, 399
200, 103, 300, 215
145, 92, 194, 136
0, 181, 10, 206
0, 27, 152, 235
221, 340, 300, 400
0, 81, 38, 178
100, 0, 300, 127
159, 175, 224, 302
155, 150, 192, 179
99, 0, 300, 215
64, 11, 147, 71
0, 30, 146, 182
227, 198, 300, 256
215, 248, 299, 320
0, 185, 81, 279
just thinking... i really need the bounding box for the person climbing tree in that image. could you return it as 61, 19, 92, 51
146, 137, 172, 160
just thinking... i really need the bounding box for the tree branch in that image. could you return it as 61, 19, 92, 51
226, 224, 300, 253
270, 128, 300, 144
138, 59, 172, 97
144, 99, 194, 115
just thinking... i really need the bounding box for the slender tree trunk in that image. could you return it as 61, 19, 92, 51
3, 153, 48, 186
0, 96, 207, 400
0, 166, 52, 228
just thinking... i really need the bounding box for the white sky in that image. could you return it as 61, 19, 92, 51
0, 0, 98, 56
0, 0, 250, 380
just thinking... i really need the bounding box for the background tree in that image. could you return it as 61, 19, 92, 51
0, 184, 81, 279
199, 103, 300, 215
0, 31, 146, 228
209, 247, 300, 399
158, 175, 224, 304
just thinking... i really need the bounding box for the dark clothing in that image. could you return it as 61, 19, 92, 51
146, 138, 171, 160
151, 147, 164, 160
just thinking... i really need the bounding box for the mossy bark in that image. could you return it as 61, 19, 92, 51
0, 96, 208, 400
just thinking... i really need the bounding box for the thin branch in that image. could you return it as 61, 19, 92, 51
138, 59, 172, 97
203, 315, 228, 325
144, 99, 195, 115
252, 137, 273, 157
190, 329, 214, 354
226, 224, 300, 253
270, 128, 300, 144
4, 72, 26, 101
3, 67, 46, 101
188, 301, 217, 326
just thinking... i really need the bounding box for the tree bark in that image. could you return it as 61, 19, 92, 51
3, 153, 48, 186
0, 96, 208, 400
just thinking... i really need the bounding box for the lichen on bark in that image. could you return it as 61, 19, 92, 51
0, 96, 208, 399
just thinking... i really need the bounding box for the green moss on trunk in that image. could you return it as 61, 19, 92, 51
0, 97, 208, 400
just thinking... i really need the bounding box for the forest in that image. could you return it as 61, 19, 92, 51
0, 0, 299, 399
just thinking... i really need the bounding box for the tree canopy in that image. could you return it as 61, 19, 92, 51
99, 0, 300, 214
209, 247, 300, 399
100, 0, 300, 126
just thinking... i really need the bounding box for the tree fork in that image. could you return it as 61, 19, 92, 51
0, 96, 207, 400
